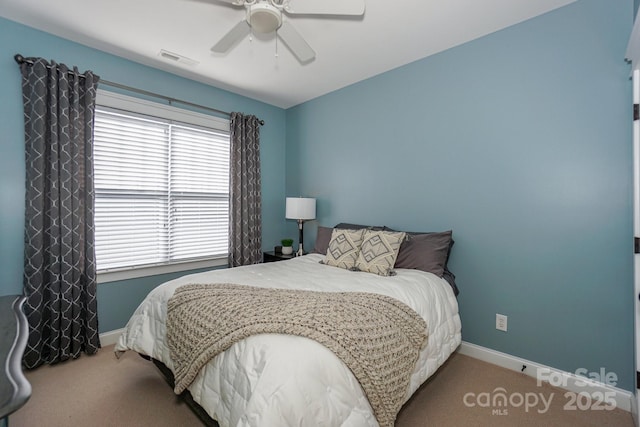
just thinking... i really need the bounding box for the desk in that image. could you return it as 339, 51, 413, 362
0, 295, 31, 426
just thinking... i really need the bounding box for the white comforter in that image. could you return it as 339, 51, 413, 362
115, 254, 462, 427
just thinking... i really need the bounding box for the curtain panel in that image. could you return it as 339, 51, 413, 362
229, 112, 262, 267
19, 57, 101, 368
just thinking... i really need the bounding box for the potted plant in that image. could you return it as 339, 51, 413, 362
281, 238, 294, 255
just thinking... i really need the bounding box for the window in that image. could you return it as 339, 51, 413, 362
93, 91, 230, 281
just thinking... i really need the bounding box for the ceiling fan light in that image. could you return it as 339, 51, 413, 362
248, 3, 282, 33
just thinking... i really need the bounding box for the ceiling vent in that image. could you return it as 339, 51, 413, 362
158, 49, 199, 66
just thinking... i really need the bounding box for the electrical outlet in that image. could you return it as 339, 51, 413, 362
496, 314, 508, 332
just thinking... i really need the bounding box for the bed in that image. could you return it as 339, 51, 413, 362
114, 225, 462, 427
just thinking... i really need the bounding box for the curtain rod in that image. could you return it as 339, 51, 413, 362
13, 54, 265, 126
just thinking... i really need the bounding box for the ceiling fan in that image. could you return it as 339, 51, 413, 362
210, 0, 366, 63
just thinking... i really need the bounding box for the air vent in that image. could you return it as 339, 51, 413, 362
158, 50, 199, 66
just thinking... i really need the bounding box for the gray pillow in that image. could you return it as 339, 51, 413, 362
394, 231, 453, 277
312, 226, 334, 254
334, 222, 385, 231
313, 223, 386, 255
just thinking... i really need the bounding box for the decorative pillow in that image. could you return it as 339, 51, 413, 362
394, 231, 453, 277
354, 230, 406, 276
311, 226, 334, 254
313, 224, 385, 255
323, 228, 365, 270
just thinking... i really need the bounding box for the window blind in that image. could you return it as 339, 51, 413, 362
93, 106, 230, 271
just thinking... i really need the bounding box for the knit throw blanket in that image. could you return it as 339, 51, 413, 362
166, 283, 428, 427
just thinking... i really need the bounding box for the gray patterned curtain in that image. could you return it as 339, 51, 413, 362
19, 57, 101, 368
229, 112, 262, 267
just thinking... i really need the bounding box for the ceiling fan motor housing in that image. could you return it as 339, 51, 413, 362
247, 3, 282, 33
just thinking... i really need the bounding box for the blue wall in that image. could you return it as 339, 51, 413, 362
287, 0, 635, 390
0, 17, 287, 332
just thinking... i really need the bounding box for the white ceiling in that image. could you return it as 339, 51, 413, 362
0, 0, 576, 109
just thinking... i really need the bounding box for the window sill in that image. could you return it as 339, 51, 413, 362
97, 257, 228, 284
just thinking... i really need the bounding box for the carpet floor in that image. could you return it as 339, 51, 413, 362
9, 345, 634, 427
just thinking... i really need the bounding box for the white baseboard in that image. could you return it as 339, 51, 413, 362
631, 391, 638, 426
99, 328, 125, 347
457, 341, 634, 413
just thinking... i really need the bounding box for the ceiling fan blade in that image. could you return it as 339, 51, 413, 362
211, 20, 251, 53
278, 21, 315, 63
214, 0, 244, 5
284, 0, 365, 16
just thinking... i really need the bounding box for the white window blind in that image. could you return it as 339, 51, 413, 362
93, 97, 230, 272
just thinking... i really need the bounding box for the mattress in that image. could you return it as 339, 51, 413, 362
115, 253, 462, 426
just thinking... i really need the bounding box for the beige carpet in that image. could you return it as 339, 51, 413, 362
9, 345, 634, 427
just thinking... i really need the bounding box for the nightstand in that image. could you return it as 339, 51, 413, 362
263, 251, 296, 263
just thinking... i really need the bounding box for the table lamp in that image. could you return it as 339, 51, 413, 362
285, 197, 316, 256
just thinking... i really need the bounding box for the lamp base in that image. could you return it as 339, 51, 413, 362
297, 219, 304, 257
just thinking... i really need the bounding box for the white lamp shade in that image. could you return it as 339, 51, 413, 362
286, 197, 316, 220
